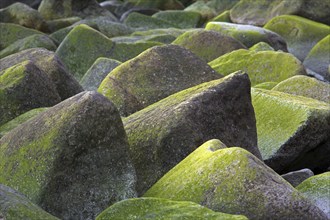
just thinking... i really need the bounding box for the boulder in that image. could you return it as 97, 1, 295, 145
98, 44, 221, 116
281, 168, 314, 187
0, 91, 137, 220
212, 10, 232, 23
124, 12, 178, 30
46, 16, 81, 33
124, 0, 184, 10
0, 0, 41, 9
144, 142, 327, 220
253, 82, 278, 90
152, 10, 202, 29
249, 42, 274, 51
123, 72, 261, 195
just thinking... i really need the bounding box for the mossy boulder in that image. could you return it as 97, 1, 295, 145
253, 81, 278, 90
112, 34, 176, 44
98, 44, 221, 116
0, 34, 57, 59
0, 61, 61, 126
144, 142, 327, 220
125, 0, 184, 10
131, 28, 187, 38
0, 184, 59, 220
123, 72, 261, 195
264, 15, 330, 61
303, 35, 330, 81
172, 29, 246, 62
205, 21, 287, 50
209, 49, 306, 86
251, 88, 330, 173
212, 10, 232, 22
0, 48, 83, 100
152, 10, 202, 29
0, 91, 137, 220
124, 12, 178, 30
272, 75, 330, 104
96, 197, 248, 220
80, 57, 122, 91
46, 16, 81, 33
296, 172, 330, 218
281, 168, 314, 187
249, 42, 274, 51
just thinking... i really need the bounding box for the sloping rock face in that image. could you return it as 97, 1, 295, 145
0, 91, 137, 220
123, 72, 261, 195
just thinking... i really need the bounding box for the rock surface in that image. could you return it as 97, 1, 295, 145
281, 168, 314, 187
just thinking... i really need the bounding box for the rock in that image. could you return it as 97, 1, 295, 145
264, 15, 330, 61
303, 35, 330, 81
46, 17, 81, 33
272, 75, 330, 104
208, 49, 306, 86
249, 42, 274, 51
205, 22, 287, 50
125, 0, 184, 10
112, 34, 176, 44
152, 10, 202, 29
212, 10, 232, 22
253, 82, 278, 90
296, 172, 330, 218
0, 184, 59, 220
119, 7, 160, 22
80, 57, 122, 91
98, 44, 221, 116
144, 142, 327, 220
184, 1, 216, 21
0, 0, 42, 9
0, 34, 57, 59
96, 197, 248, 220
0, 61, 61, 126
0, 48, 83, 100
172, 29, 246, 62
0, 2, 48, 32
124, 12, 178, 30
123, 72, 261, 195
281, 168, 314, 187
251, 88, 330, 173
0, 91, 137, 220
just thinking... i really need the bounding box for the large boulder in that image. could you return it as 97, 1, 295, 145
98, 44, 221, 116
251, 88, 330, 173
144, 141, 327, 220
0, 91, 137, 220
152, 10, 202, 29
125, 0, 184, 10
123, 72, 261, 195
124, 12, 178, 30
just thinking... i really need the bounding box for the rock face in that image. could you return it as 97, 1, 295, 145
0, 92, 137, 220
96, 197, 248, 220
98, 44, 221, 116
172, 29, 246, 62
0, 184, 59, 220
281, 168, 314, 187
144, 142, 327, 220
0, 48, 83, 100
209, 49, 306, 86
123, 72, 261, 195
251, 88, 330, 174
264, 15, 330, 61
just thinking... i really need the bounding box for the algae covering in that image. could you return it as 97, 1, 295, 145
144, 142, 327, 220
124, 12, 178, 30
96, 197, 248, 220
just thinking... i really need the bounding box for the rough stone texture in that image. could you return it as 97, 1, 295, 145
111, 34, 176, 44
251, 88, 330, 174
123, 72, 261, 195
0, 91, 137, 220
152, 10, 202, 29
272, 75, 330, 104
98, 44, 221, 116
125, 0, 184, 10
296, 172, 330, 218
281, 168, 314, 187
205, 22, 287, 50
96, 197, 248, 220
124, 12, 178, 30
253, 82, 278, 90
0, 61, 61, 126
212, 10, 232, 23
303, 35, 330, 82
0, 0, 42, 9
209, 49, 306, 86
172, 29, 246, 62
0, 48, 83, 100
249, 42, 274, 51
46, 16, 81, 33
144, 143, 327, 220
264, 15, 330, 61
0, 184, 58, 220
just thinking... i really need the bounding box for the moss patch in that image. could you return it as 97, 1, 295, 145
152, 10, 202, 28
249, 42, 274, 52
124, 12, 179, 30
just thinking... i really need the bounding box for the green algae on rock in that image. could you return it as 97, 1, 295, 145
212, 10, 232, 22
125, 0, 184, 10
249, 42, 274, 52
0, 91, 137, 220
253, 81, 278, 90
46, 16, 81, 33
152, 10, 202, 29
123, 72, 261, 195
96, 197, 248, 220
124, 12, 178, 30
0, 184, 59, 220
251, 88, 330, 173
209, 49, 306, 86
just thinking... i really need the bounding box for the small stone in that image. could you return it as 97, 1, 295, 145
281, 168, 314, 187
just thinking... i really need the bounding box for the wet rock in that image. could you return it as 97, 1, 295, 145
281, 168, 314, 187
152, 10, 202, 29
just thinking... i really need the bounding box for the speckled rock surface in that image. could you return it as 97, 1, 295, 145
281, 168, 314, 187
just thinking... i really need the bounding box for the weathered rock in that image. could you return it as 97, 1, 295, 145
296, 172, 330, 218
0, 0, 41, 9
253, 82, 278, 90
172, 29, 246, 62
46, 16, 81, 33
212, 10, 232, 22
124, 12, 178, 30
98, 44, 221, 116
125, 0, 184, 10
272, 75, 330, 104
152, 10, 202, 29
0, 184, 59, 220
131, 28, 187, 38
0, 48, 83, 100
251, 88, 330, 173
145, 142, 327, 220
80, 57, 122, 91
0, 91, 137, 220
119, 7, 160, 23
112, 34, 175, 44
184, 1, 216, 21
209, 49, 306, 86
0, 61, 61, 126
123, 72, 261, 195
96, 197, 248, 220
281, 168, 314, 187
264, 15, 330, 61
249, 42, 274, 51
